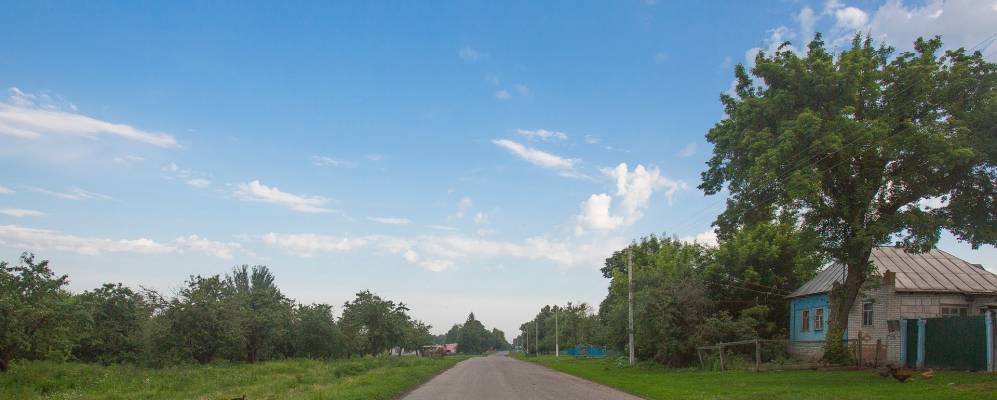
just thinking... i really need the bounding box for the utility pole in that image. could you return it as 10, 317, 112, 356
535, 317, 539, 356
555, 306, 559, 358
628, 246, 635, 366
524, 327, 528, 356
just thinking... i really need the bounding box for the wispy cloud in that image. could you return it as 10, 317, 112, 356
491, 139, 584, 178
0, 87, 178, 147
30, 186, 114, 201
515, 129, 567, 141
680, 228, 719, 247
162, 163, 211, 189
458, 46, 486, 62
368, 217, 412, 225
494, 90, 511, 100
429, 225, 459, 231
312, 155, 356, 168
0, 225, 239, 259
235, 180, 333, 213
0, 185, 13, 194
679, 143, 696, 157
0, 208, 45, 218
112, 155, 144, 166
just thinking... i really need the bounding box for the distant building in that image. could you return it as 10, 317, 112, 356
787, 247, 997, 363
423, 343, 459, 355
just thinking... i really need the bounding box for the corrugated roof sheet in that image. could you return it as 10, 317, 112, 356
787, 247, 997, 298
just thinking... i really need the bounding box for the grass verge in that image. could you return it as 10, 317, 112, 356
519, 355, 997, 400
0, 356, 466, 400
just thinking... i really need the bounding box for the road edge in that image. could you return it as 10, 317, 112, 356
391, 356, 474, 400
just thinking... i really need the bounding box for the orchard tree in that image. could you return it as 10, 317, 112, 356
702, 34, 996, 360
74, 283, 151, 364
0, 254, 81, 371
226, 265, 293, 363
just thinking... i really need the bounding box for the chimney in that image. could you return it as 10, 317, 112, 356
883, 270, 896, 288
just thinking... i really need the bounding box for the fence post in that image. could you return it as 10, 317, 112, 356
754, 339, 761, 371
697, 348, 704, 369
857, 330, 863, 367
718, 343, 725, 371
874, 339, 881, 368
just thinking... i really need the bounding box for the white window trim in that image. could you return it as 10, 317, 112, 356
801, 309, 810, 332
862, 301, 874, 326
814, 307, 825, 331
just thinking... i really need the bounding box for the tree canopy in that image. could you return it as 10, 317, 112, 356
701, 34, 996, 358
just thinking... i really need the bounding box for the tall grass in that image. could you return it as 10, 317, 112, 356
0, 356, 464, 400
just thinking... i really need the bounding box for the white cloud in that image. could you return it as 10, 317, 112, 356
235, 180, 333, 213
474, 211, 488, 225
0, 225, 238, 258
515, 84, 531, 98
458, 46, 485, 62
259, 231, 625, 272
515, 129, 568, 141
162, 163, 211, 189
0, 208, 45, 218
575, 194, 623, 234
260, 232, 369, 257
429, 225, 458, 231
312, 155, 356, 168
186, 178, 212, 188
584, 135, 600, 144
679, 143, 696, 157
172, 235, 241, 259
0, 185, 12, 194
491, 139, 583, 178
365, 154, 384, 161
368, 217, 413, 225
495, 89, 511, 100
834, 6, 869, 30
0, 87, 178, 147
112, 155, 144, 165
680, 229, 719, 247
453, 196, 473, 219
574, 163, 688, 234
30, 187, 113, 201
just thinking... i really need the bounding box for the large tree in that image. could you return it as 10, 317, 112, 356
701, 34, 996, 358
226, 265, 293, 363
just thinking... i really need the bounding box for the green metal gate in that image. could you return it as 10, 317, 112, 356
924, 315, 987, 371
904, 320, 919, 369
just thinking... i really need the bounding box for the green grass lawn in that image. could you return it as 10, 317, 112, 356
520, 355, 997, 400
0, 356, 465, 400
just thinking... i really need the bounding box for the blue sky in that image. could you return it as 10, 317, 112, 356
1, 0, 995, 336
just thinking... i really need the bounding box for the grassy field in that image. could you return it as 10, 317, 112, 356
0, 356, 465, 400
520, 355, 997, 400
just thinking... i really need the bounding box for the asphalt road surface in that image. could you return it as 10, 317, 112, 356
402, 352, 643, 400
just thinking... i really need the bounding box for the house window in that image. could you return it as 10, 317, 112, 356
801, 309, 810, 332
941, 306, 968, 317
814, 308, 825, 331
862, 302, 874, 326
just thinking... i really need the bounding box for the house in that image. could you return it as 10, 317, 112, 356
787, 246, 997, 364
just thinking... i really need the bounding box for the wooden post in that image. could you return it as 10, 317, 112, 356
857, 330, 863, 368
697, 348, 704, 369
718, 343, 725, 371
755, 339, 762, 369
874, 339, 882, 368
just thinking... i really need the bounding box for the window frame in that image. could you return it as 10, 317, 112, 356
801, 309, 810, 332
814, 307, 825, 331
862, 301, 874, 326
941, 305, 969, 317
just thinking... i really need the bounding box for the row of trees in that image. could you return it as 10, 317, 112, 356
515, 220, 821, 366
0, 253, 434, 370
438, 313, 510, 354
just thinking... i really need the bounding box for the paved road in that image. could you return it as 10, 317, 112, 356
402, 353, 642, 400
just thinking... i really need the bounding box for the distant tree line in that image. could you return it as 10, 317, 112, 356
515, 220, 824, 366
437, 313, 509, 354
0, 253, 435, 370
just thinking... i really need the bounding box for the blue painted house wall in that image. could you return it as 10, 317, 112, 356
789, 294, 830, 342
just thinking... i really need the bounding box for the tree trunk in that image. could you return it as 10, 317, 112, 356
0, 357, 7, 372
824, 248, 872, 363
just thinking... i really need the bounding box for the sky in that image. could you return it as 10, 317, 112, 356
1, 0, 996, 337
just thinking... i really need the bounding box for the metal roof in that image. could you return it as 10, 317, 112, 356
787, 247, 997, 298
